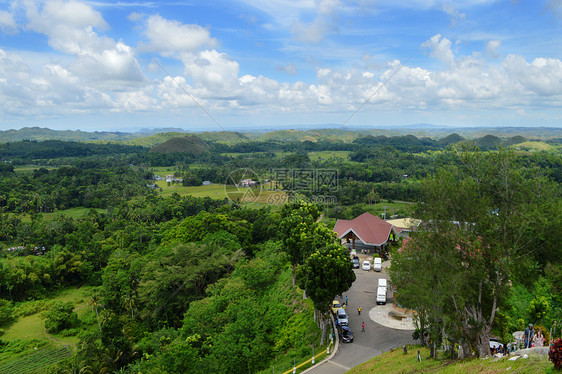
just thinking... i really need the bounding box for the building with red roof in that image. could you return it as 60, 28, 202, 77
333, 212, 398, 251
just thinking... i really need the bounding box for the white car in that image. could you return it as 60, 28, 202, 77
362, 261, 371, 271
378, 278, 388, 290
373, 257, 382, 272
376, 286, 386, 305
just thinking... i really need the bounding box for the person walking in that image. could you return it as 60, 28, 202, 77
524, 323, 535, 348
358, 306, 361, 315
361, 322, 365, 332
345, 296, 348, 306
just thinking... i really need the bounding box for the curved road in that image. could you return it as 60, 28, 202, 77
307, 259, 416, 373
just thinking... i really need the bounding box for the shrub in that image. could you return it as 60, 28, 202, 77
549, 338, 562, 370
44, 302, 79, 333
0, 299, 14, 326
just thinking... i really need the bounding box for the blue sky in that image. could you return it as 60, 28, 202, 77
0, 0, 561, 132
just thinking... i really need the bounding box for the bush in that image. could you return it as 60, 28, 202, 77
44, 302, 79, 333
549, 338, 562, 370
0, 299, 14, 326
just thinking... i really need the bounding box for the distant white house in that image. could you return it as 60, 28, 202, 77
240, 178, 257, 187
202, 181, 212, 186
165, 174, 183, 183
153, 175, 164, 181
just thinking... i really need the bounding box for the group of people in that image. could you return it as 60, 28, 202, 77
490, 323, 545, 356
490, 345, 509, 355
523, 323, 545, 348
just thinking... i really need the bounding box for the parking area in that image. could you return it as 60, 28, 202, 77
306, 258, 416, 374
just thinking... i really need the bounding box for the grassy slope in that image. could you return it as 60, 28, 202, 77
1, 286, 96, 363
512, 141, 556, 152
347, 345, 554, 374
9, 207, 106, 224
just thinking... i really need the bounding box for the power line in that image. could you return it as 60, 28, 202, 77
341, 54, 413, 127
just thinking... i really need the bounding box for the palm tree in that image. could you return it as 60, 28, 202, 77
88, 294, 102, 332
122, 294, 135, 319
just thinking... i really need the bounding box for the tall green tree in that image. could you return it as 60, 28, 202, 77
296, 240, 355, 345
279, 201, 321, 286
391, 147, 558, 358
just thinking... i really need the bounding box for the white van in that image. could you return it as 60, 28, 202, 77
378, 278, 387, 290
373, 257, 382, 272
376, 286, 386, 305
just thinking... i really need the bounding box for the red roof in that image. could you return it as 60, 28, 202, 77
333, 212, 395, 246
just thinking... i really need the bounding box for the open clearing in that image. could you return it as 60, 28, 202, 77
3, 285, 94, 347
155, 181, 287, 207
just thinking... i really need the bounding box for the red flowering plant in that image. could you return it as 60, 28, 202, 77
549, 338, 562, 370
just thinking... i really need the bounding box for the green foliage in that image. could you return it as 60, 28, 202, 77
132, 241, 321, 374
0, 299, 14, 326
44, 302, 79, 333
136, 242, 239, 327
160, 210, 251, 246
391, 147, 560, 358
529, 296, 552, 325
296, 244, 356, 313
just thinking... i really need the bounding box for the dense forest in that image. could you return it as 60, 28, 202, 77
0, 130, 560, 373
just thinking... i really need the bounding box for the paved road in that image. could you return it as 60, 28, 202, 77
307, 257, 416, 373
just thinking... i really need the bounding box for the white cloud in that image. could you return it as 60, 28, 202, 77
441, 3, 465, 26
0, 9, 17, 34
486, 40, 501, 58
23, 0, 144, 87
290, 0, 341, 43
503, 55, 562, 96
139, 14, 217, 56
422, 34, 455, 67
182, 50, 241, 95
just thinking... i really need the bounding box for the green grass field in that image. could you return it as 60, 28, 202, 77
150, 166, 183, 175
11, 207, 106, 223
3, 286, 94, 347
13, 166, 58, 174
307, 151, 350, 161
0, 285, 96, 371
154, 181, 287, 207
348, 345, 554, 374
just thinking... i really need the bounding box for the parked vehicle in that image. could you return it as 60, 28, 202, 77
352, 256, 360, 269
332, 300, 344, 314
373, 257, 382, 272
378, 278, 387, 290
362, 261, 371, 271
336, 308, 349, 326
338, 325, 354, 343
376, 286, 386, 305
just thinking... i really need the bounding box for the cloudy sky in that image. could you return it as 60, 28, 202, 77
0, 0, 561, 132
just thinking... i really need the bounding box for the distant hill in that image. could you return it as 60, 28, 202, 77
148, 136, 210, 154
513, 141, 557, 152
0, 127, 131, 142
505, 135, 527, 146
125, 132, 187, 148
474, 134, 502, 149
257, 129, 321, 142
0, 140, 145, 159
194, 131, 249, 144
1, 126, 561, 146
438, 133, 464, 146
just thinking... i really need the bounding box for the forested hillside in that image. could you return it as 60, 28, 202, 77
0, 131, 560, 373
